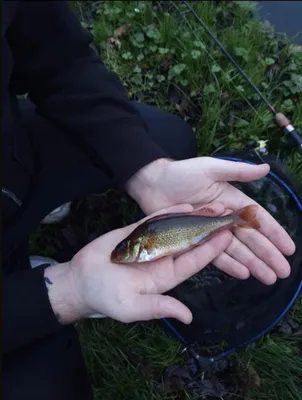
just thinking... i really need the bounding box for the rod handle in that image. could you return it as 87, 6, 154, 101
275, 113, 302, 152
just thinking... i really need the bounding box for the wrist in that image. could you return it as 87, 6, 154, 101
44, 262, 83, 325
125, 157, 172, 205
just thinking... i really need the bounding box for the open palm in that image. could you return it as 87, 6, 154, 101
70, 204, 233, 324
136, 157, 296, 285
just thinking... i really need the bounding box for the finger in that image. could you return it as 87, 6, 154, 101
126, 294, 193, 324
206, 158, 270, 182
217, 184, 296, 256
225, 235, 280, 284
221, 208, 234, 216
174, 230, 233, 281
214, 240, 277, 285
234, 228, 291, 280
212, 252, 251, 280
148, 231, 233, 294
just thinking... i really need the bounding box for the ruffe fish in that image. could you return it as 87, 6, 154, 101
110, 204, 261, 264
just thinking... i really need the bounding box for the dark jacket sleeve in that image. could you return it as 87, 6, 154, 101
2, 266, 62, 354
7, 1, 168, 186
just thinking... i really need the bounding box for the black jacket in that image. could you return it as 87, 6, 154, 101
2, 1, 167, 354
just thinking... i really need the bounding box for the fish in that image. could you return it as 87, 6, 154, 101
110, 204, 261, 264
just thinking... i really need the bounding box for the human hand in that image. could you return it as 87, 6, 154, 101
44, 204, 233, 325
125, 157, 296, 285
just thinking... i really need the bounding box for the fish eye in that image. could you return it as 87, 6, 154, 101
117, 241, 127, 251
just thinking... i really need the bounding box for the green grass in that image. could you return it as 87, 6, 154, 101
236, 333, 302, 400
76, 320, 186, 400
71, 0, 302, 169
31, 1, 302, 399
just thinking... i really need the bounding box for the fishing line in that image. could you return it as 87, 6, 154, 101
170, 1, 260, 115
183, 1, 276, 113
173, 0, 302, 151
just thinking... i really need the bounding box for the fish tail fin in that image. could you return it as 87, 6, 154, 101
233, 204, 260, 229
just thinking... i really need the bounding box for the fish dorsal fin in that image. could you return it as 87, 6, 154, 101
144, 208, 211, 224
145, 212, 190, 223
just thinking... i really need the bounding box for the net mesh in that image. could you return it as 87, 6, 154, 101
165, 150, 302, 351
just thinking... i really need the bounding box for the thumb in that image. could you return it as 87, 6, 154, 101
206, 158, 270, 182
128, 294, 193, 324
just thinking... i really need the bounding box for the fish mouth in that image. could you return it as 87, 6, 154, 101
110, 248, 125, 263
110, 247, 135, 264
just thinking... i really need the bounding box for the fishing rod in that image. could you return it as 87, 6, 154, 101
177, 1, 302, 152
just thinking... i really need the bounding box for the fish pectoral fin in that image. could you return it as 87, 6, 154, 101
143, 208, 216, 224
191, 234, 207, 245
